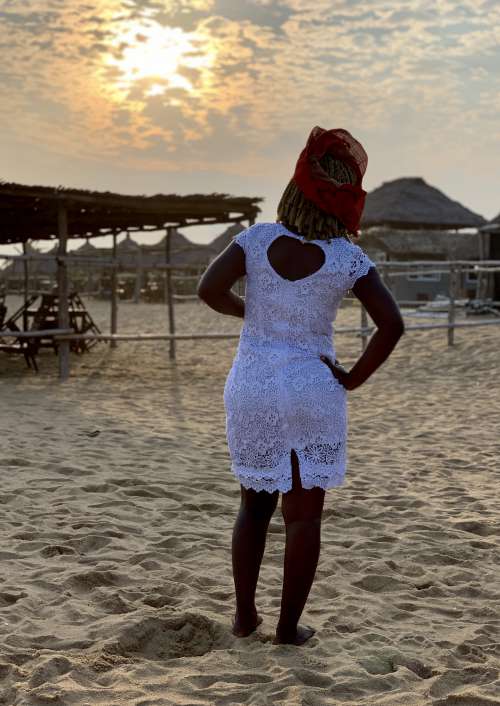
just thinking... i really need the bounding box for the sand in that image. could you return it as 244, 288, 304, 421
0, 295, 499, 706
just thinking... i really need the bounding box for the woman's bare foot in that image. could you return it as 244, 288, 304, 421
272, 624, 316, 645
232, 612, 263, 637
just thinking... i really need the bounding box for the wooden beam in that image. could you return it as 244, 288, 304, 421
448, 264, 456, 346
110, 233, 118, 348
49, 317, 500, 344
0, 210, 261, 243
165, 226, 176, 360
57, 203, 70, 381
22, 241, 29, 331
133, 247, 142, 304
360, 305, 368, 352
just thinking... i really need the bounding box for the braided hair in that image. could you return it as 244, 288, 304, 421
276, 154, 357, 243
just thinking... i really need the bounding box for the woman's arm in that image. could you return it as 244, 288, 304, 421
321, 267, 404, 390
197, 242, 246, 318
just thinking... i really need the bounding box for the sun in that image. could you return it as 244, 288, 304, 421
105, 20, 214, 95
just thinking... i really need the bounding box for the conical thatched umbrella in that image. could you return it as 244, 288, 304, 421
479, 213, 500, 234
74, 240, 97, 254
144, 229, 210, 266
207, 223, 245, 257
3, 242, 57, 277
361, 177, 487, 230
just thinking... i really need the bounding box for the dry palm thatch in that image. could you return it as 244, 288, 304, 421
359, 227, 481, 261
0, 181, 262, 245
361, 177, 486, 230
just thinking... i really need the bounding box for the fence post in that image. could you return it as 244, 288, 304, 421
165, 226, 176, 360
22, 241, 29, 330
110, 233, 118, 349
57, 202, 70, 381
134, 247, 142, 303
360, 304, 368, 352
385, 261, 393, 293
448, 263, 456, 346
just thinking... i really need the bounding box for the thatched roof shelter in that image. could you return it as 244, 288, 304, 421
479, 213, 500, 234
0, 226, 234, 277
0, 181, 262, 245
359, 227, 481, 261
361, 177, 486, 230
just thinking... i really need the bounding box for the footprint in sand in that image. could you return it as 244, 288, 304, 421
454, 520, 499, 537
352, 574, 411, 592
28, 656, 72, 688
104, 612, 229, 660
40, 545, 76, 557
0, 590, 27, 607
65, 569, 130, 594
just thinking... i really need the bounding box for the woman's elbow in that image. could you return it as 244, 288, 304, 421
388, 315, 405, 339
196, 280, 212, 302
378, 314, 405, 339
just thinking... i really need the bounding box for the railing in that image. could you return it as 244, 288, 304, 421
2, 257, 500, 379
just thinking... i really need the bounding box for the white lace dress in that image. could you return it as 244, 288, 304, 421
223, 222, 375, 493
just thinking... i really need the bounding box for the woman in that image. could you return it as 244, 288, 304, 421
197, 127, 404, 646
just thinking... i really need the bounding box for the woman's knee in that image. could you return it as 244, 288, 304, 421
281, 496, 324, 525
281, 451, 325, 524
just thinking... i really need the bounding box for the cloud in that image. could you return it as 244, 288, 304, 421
0, 0, 499, 179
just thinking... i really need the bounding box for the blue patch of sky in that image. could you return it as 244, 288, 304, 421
136, 0, 291, 34
212, 0, 292, 32
0, 9, 57, 31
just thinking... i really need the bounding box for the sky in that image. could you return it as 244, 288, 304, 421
1, 0, 499, 256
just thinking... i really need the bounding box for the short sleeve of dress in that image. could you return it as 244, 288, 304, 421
232, 228, 248, 252
345, 243, 375, 290
231, 223, 262, 255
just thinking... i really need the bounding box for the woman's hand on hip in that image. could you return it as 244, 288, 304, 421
320, 355, 357, 391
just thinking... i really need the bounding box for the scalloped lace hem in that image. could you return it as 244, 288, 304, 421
231, 458, 346, 493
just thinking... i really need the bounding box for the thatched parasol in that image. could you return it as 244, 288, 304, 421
479, 213, 500, 234
361, 177, 487, 230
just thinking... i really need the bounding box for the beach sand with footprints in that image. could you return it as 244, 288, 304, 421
0, 296, 499, 705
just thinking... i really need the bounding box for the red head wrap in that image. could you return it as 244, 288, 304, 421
293, 126, 368, 235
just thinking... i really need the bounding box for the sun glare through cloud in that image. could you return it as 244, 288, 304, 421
0, 0, 499, 221
104, 19, 216, 98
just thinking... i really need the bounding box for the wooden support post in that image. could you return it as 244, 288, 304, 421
57, 203, 70, 381
360, 304, 368, 352
22, 241, 29, 331
110, 233, 118, 349
448, 263, 456, 346
165, 226, 176, 360
476, 232, 484, 300
86, 245, 92, 294
379, 262, 386, 289
384, 260, 393, 293
134, 247, 142, 303
480, 233, 491, 300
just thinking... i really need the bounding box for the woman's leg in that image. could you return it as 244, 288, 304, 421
232, 484, 279, 636
274, 449, 325, 645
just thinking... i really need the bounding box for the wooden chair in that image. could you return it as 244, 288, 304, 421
0, 295, 40, 371
0, 291, 102, 370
